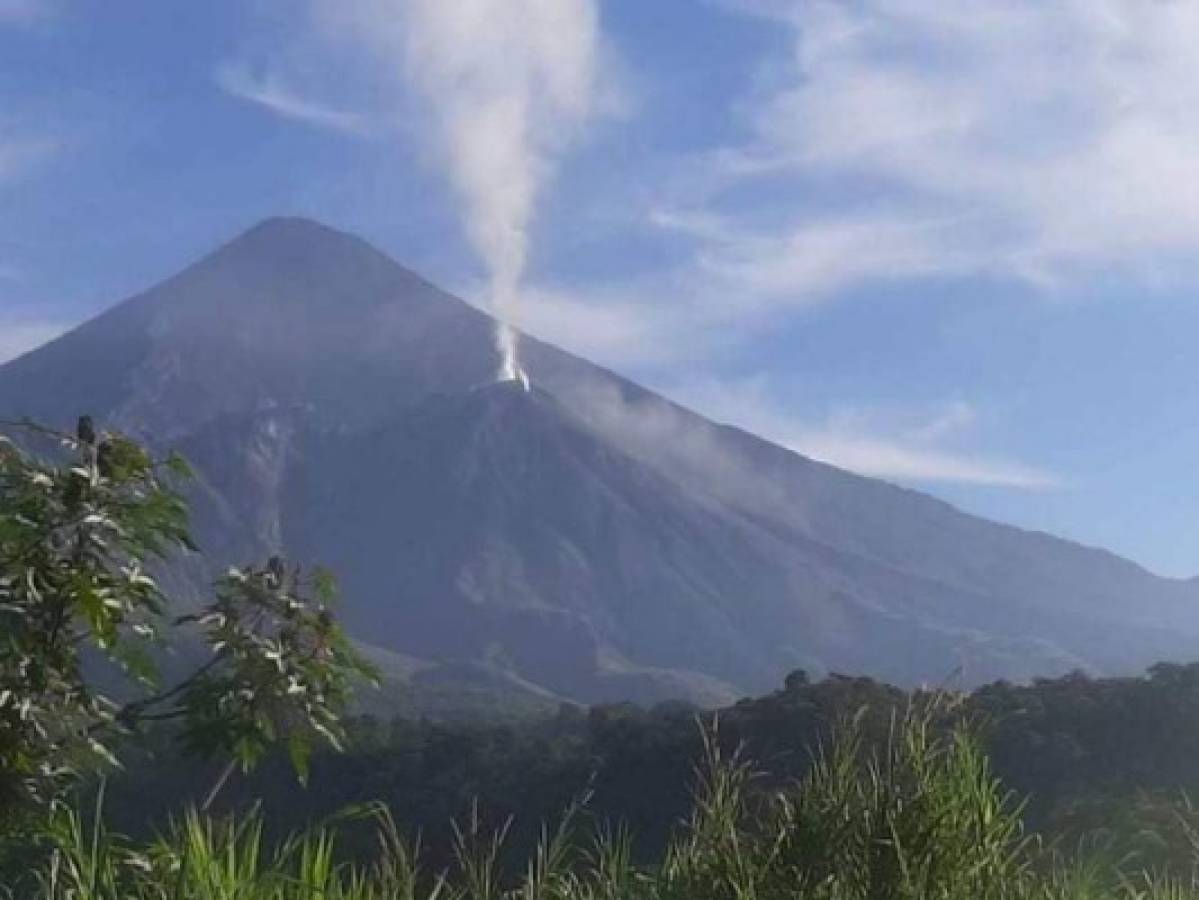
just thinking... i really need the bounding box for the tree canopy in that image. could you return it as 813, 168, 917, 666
0, 416, 372, 821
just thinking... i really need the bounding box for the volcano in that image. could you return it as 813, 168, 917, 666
3, 217, 1198, 708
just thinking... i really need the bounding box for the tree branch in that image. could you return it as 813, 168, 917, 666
89, 649, 228, 736
201, 758, 238, 812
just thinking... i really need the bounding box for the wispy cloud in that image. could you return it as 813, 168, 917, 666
651, 208, 971, 310
214, 64, 371, 135
505, 282, 687, 367
795, 429, 1059, 490
671, 377, 1059, 490
685, 0, 1199, 294
532, 0, 1199, 371
469, 278, 728, 371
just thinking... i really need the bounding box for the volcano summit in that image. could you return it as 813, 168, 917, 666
3, 218, 1197, 707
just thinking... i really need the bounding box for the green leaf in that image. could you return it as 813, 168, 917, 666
112, 642, 160, 687
311, 567, 339, 605
288, 733, 312, 786
164, 451, 193, 480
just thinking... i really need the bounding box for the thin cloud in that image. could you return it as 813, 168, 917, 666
653, 209, 973, 309
215, 64, 371, 136
506, 283, 685, 367
796, 431, 1059, 490
691, 0, 1199, 293
484, 279, 728, 371
906, 400, 977, 444
671, 377, 1060, 490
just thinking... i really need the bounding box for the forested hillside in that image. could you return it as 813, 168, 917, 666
100, 663, 1199, 876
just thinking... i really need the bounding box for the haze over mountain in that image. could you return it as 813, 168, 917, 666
3, 218, 1197, 706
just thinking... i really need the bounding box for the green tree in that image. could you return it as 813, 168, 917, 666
0, 416, 374, 823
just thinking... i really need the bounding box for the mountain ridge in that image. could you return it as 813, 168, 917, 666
3, 216, 1197, 705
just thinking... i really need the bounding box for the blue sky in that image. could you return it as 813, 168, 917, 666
3, 0, 1199, 576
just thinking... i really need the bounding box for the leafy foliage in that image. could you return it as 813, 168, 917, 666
176, 563, 373, 782
20, 711, 1199, 899
0, 417, 373, 821
81, 664, 1199, 887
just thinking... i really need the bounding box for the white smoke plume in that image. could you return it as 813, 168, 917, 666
400, 0, 600, 384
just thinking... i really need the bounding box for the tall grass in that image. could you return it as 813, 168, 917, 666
12, 703, 1199, 899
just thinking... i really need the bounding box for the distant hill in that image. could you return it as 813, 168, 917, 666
3, 216, 1197, 706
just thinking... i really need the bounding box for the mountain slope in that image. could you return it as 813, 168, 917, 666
3, 217, 1197, 704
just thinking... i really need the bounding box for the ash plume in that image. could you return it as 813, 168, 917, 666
400, 0, 600, 384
